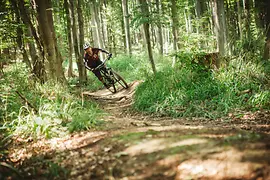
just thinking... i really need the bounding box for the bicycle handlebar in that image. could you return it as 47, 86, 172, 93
91, 54, 112, 71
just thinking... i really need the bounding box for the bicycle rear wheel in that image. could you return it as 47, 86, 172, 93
111, 70, 129, 89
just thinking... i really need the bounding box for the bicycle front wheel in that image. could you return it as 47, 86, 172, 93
104, 77, 117, 93
111, 70, 129, 89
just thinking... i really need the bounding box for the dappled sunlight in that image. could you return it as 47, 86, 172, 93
156, 154, 182, 167
47, 131, 107, 151
135, 125, 206, 133
123, 138, 208, 156
175, 148, 267, 180
199, 133, 235, 138
8, 131, 107, 163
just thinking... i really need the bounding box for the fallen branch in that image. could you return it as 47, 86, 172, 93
9, 84, 38, 113
14, 90, 38, 113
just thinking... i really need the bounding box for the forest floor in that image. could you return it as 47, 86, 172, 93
3, 81, 270, 180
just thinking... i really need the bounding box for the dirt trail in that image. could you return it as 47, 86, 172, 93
6, 81, 270, 179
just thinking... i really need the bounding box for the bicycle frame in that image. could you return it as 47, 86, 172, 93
90, 55, 128, 93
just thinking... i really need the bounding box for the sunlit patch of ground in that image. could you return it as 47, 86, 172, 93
176, 148, 270, 180
123, 138, 208, 156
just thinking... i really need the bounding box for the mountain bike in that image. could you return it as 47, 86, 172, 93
91, 55, 129, 93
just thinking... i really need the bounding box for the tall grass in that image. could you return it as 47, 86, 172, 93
133, 54, 270, 119
0, 64, 103, 139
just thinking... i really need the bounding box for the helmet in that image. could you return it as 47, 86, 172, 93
83, 43, 90, 50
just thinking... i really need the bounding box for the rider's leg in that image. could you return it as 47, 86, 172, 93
93, 70, 108, 87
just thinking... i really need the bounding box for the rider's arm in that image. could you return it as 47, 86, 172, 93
83, 58, 92, 71
99, 49, 109, 54
98, 48, 112, 56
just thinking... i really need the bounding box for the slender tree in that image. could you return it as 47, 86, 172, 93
171, 0, 179, 66
91, 1, 104, 49
64, 0, 74, 77
257, 0, 270, 60
212, 0, 227, 67
10, 0, 31, 69
70, 0, 85, 83
156, 0, 163, 55
236, 0, 243, 41
138, 0, 156, 74
122, 0, 132, 56
77, 0, 87, 81
17, 0, 45, 82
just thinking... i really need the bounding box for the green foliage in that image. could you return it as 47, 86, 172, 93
107, 54, 150, 82
0, 63, 103, 139
133, 53, 270, 119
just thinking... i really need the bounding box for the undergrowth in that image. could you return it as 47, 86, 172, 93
0, 64, 103, 139
133, 53, 270, 119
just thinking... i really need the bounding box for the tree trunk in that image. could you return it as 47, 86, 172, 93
27, 26, 39, 70
156, 0, 163, 55
70, 0, 84, 83
255, 0, 270, 60
138, 0, 156, 74
195, 0, 208, 48
122, 0, 132, 56
262, 0, 270, 60
195, 0, 202, 34
120, 1, 127, 53
10, 0, 31, 69
171, 0, 179, 66
237, 0, 243, 41
77, 0, 87, 82
64, 0, 74, 77
243, 0, 251, 39
17, 0, 45, 82
100, 4, 106, 49
36, 0, 65, 82
212, 0, 227, 68
91, 1, 104, 49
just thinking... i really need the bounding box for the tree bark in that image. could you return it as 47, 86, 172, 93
122, 0, 132, 56
10, 0, 31, 69
156, 0, 163, 55
212, 0, 227, 68
138, 0, 156, 74
70, 0, 85, 83
120, 1, 127, 53
171, 0, 179, 66
64, 0, 74, 77
36, 0, 65, 82
237, 0, 243, 41
27, 26, 39, 71
77, 0, 87, 82
256, 0, 270, 60
91, 1, 104, 49
17, 0, 45, 82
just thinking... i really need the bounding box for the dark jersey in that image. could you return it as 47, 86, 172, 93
83, 48, 108, 69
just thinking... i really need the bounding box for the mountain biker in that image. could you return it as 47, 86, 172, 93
83, 43, 112, 87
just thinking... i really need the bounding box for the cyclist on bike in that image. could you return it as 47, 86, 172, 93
83, 42, 112, 87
